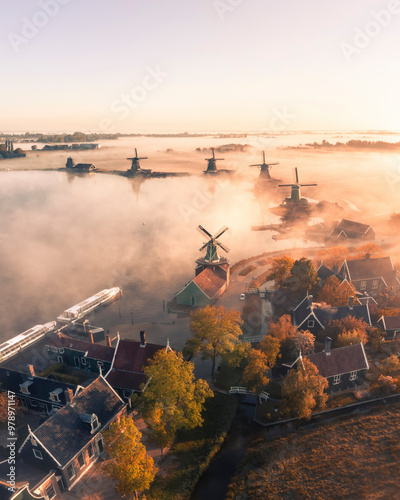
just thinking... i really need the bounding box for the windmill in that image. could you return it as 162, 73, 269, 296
279, 167, 317, 204
204, 148, 224, 173
195, 225, 230, 274
127, 148, 150, 173
250, 152, 279, 180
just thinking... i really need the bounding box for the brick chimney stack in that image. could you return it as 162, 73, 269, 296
27, 364, 35, 378
325, 337, 332, 356
64, 388, 74, 404
349, 296, 354, 310
140, 330, 146, 348
106, 335, 112, 347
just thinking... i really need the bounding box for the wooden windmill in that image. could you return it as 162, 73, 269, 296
195, 225, 230, 275
127, 148, 151, 174
204, 148, 224, 173
250, 152, 279, 180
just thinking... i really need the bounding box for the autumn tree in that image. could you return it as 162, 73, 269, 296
288, 330, 315, 356
284, 257, 320, 297
267, 314, 297, 342
353, 243, 382, 260
316, 246, 350, 269
325, 316, 368, 342
223, 342, 251, 369
337, 329, 367, 346
316, 276, 354, 307
103, 416, 156, 499
380, 354, 400, 375
259, 335, 281, 368
266, 255, 295, 288
282, 358, 328, 420
185, 305, 243, 377
0, 391, 21, 425
242, 349, 269, 393
140, 349, 213, 454
369, 327, 385, 353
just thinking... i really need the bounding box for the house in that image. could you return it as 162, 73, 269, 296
339, 254, 400, 296
0, 480, 46, 500
46, 333, 114, 374
174, 264, 229, 307
18, 376, 126, 496
377, 316, 400, 339
0, 365, 80, 416
307, 338, 369, 392
293, 295, 371, 336
330, 219, 375, 241
105, 333, 165, 401
73, 163, 96, 171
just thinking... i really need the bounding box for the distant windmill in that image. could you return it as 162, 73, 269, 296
250, 152, 279, 180
204, 148, 224, 173
127, 148, 149, 173
279, 167, 317, 203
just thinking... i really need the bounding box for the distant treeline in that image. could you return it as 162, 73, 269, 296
285, 139, 400, 151
0, 132, 119, 143
196, 144, 252, 153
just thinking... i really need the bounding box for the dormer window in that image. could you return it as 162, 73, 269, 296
49, 388, 63, 402
20, 380, 33, 395
79, 413, 100, 434
307, 320, 315, 328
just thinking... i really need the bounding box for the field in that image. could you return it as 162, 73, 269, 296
227, 404, 400, 499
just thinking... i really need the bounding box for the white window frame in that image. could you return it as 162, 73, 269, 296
51, 347, 58, 352
88, 442, 95, 458
372, 280, 379, 289
59, 348, 64, 354
81, 357, 87, 365
333, 374, 341, 385
57, 356, 63, 363
30, 400, 37, 407
33, 449, 43, 460
349, 371, 357, 381
66, 464, 75, 480
20, 386, 29, 395
77, 453, 85, 468
360, 281, 367, 290
46, 484, 56, 500
307, 319, 315, 328
31, 437, 37, 446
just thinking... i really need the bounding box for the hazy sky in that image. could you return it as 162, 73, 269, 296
2, 0, 400, 133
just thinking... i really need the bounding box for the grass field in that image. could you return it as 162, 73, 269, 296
226, 404, 400, 499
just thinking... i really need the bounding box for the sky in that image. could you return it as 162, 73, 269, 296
1, 0, 400, 133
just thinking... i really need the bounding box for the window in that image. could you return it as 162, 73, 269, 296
50, 393, 59, 402
31, 437, 37, 447
88, 442, 94, 458
77, 453, 85, 468
349, 371, 357, 381
46, 485, 56, 500
57, 356, 63, 364
74, 357, 80, 368
307, 320, 315, 328
33, 449, 43, 460
59, 348, 64, 354
97, 437, 104, 453
39, 402, 45, 408
372, 280, 379, 290
66, 464, 75, 480
333, 374, 341, 385
81, 357, 86, 365
191, 296, 196, 306
360, 281, 367, 290
123, 390, 132, 399
91, 416, 100, 432
51, 347, 58, 352
30, 400, 37, 407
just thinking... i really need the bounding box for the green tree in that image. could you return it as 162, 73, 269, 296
103, 416, 156, 499
140, 349, 213, 454
337, 329, 367, 346
266, 255, 295, 288
185, 305, 243, 377
284, 257, 320, 296
282, 358, 328, 420
242, 349, 269, 393
259, 335, 281, 368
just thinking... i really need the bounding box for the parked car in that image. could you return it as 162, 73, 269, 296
240, 293, 246, 301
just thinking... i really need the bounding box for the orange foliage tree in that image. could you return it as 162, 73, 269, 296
316, 246, 350, 269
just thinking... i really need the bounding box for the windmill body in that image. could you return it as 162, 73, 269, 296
204, 148, 224, 173
195, 225, 230, 277
250, 152, 279, 180
126, 148, 152, 175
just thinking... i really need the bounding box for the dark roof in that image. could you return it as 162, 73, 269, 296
308, 343, 369, 378
193, 266, 227, 298
46, 333, 115, 362
331, 219, 372, 237
293, 295, 371, 328
344, 256, 396, 284
73, 163, 95, 170
317, 265, 335, 282
0, 367, 78, 404
31, 377, 125, 467
381, 316, 400, 330
106, 339, 164, 391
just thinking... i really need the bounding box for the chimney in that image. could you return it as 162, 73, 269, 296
89, 333, 94, 343
64, 388, 74, 404
307, 295, 313, 308
348, 296, 354, 310
27, 364, 35, 378
366, 253, 371, 260
105, 335, 112, 347
140, 330, 146, 348
325, 337, 332, 356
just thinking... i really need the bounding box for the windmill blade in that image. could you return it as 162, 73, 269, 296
262, 151, 265, 163
295, 167, 299, 183
250, 164, 262, 167
212, 148, 215, 159
135, 148, 138, 157
216, 241, 230, 253
199, 242, 209, 252
197, 225, 213, 239
300, 183, 318, 187
213, 226, 229, 239
279, 184, 295, 187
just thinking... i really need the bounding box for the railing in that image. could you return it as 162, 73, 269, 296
229, 387, 270, 402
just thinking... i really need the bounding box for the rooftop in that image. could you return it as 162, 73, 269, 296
46, 333, 115, 362
193, 266, 227, 298
308, 343, 369, 378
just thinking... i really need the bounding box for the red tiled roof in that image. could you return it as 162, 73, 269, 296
307, 343, 368, 378
112, 339, 164, 373
193, 267, 227, 298
383, 316, 400, 330
345, 256, 395, 283
47, 333, 115, 362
